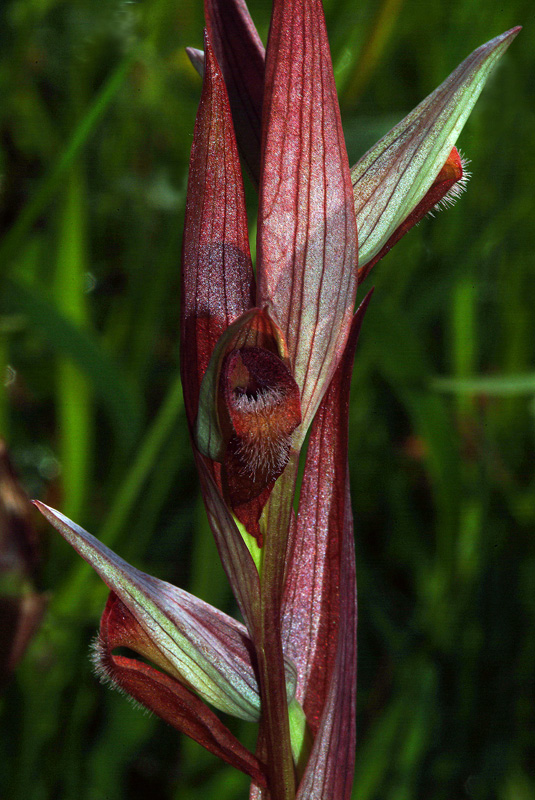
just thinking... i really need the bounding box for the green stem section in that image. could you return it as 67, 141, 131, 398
288, 698, 313, 781
234, 517, 263, 573
254, 453, 301, 800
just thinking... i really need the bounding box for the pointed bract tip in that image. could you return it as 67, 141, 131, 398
478, 26, 521, 52
186, 47, 205, 79
32, 499, 52, 517
357, 286, 375, 314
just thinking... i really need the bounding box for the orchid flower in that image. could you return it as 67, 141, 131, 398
35, 1, 518, 798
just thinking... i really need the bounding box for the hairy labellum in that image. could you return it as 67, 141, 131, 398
195, 307, 302, 543
220, 346, 301, 542
195, 307, 292, 463
222, 347, 300, 477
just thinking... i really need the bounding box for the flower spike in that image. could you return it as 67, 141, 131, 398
35, 4, 520, 798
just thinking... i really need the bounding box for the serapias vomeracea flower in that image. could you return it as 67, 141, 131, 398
35, 2, 519, 799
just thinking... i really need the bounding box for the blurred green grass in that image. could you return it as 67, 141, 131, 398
0, 0, 533, 798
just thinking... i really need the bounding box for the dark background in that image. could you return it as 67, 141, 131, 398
1, 0, 533, 798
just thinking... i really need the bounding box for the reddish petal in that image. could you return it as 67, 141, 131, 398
257, 0, 358, 432
204, 0, 265, 186
194, 306, 302, 544
358, 147, 465, 282
196, 306, 296, 463
181, 32, 255, 429
97, 592, 267, 786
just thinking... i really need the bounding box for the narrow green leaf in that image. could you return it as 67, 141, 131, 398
432, 373, 535, 396
53, 376, 184, 615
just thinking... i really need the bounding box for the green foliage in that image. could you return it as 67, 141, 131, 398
0, 0, 533, 798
